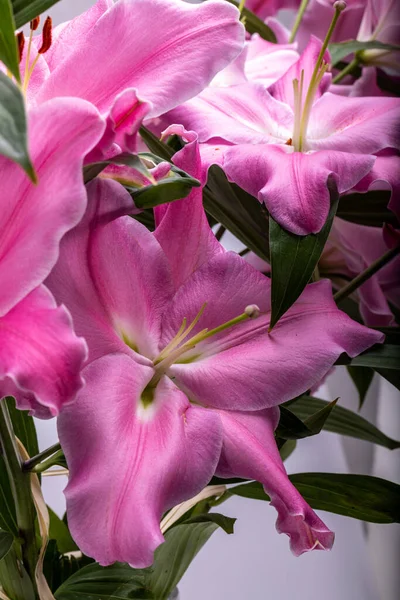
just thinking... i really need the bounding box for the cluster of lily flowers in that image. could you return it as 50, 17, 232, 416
1, 0, 399, 570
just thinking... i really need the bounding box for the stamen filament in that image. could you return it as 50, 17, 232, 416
23, 27, 34, 92
289, 0, 311, 43
154, 303, 207, 364
292, 2, 346, 152
150, 304, 262, 388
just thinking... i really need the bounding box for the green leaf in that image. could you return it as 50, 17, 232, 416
5, 396, 39, 458
83, 152, 153, 184
279, 439, 297, 462
276, 400, 337, 441
276, 406, 314, 440
140, 127, 271, 261
0, 71, 36, 180
54, 562, 150, 600
287, 395, 400, 450
226, 0, 277, 42
84, 149, 200, 209
0, 544, 36, 600
204, 165, 270, 262
184, 512, 236, 535
290, 473, 400, 523
12, 0, 62, 28
55, 515, 233, 599
0, 0, 20, 82
44, 540, 94, 593
48, 507, 78, 555
269, 178, 339, 328
230, 473, 400, 523
140, 126, 174, 161
0, 528, 13, 560
329, 40, 400, 66
338, 343, 400, 370
0, 397, 38, 537
374, 367, 400, 391
336, 190, 397, 228
347, 366, 375, 409
130, 154, 200, 209
149, 517, 230, 599
0, 456, 18, 537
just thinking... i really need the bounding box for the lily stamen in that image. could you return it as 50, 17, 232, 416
291, 1, 346, 152
154, 302, 207, 364
23, 16, 53, 93
150, 304, 262, 387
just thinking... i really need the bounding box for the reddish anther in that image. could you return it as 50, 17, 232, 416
38, 16, 52, 54
30, 16, 40, 30
17, 32, 25, 63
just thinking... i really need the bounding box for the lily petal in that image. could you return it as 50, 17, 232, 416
167, 83, 293, 145
0, 285, 87, 418
223, 144, 375, 235
43, 0, 114, 71
308, 92, 400, 154
352, 153, 400, 221
216, 408, 335, 555
0, 98, 105, 317
47, 178, 173, 362
36, 0, 245, 118
269, 36, 331, 110
155, 126, 222, 289
59, 353, 222, 567
163, 255, 383, 409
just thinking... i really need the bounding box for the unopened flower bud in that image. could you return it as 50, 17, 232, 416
245, 304, 260, 319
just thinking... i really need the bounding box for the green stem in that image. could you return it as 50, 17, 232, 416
215, 224, 226, 241
23, 442, 61, 472
332, 57, 360, 84
0, 400, 38, 595
31, 449, 64, 474
334, 244, 400, 304
289, 0, 310, 43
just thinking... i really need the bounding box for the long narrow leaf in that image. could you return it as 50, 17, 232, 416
269, 178, 339, 328
0, 0, 20, 82
229, 474, 400, 523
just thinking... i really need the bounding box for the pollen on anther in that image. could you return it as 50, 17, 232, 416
285, 138, 292, 146
16, 32, 25, 63
30, 17, 40, 30
38, 16, 52, 54
245, 304, 261, 319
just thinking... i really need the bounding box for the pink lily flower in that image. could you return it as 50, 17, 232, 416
0, 98, 105, 418
322, 219, 400, 326
357, 0, 400, 71
165, 37, 400, 235
246, 1, 364, 50
246, 0, 300, 20
210, 34, 299, 88
244, 217, 400, 327
46, 130, 383, 566
20, 0, 244, 156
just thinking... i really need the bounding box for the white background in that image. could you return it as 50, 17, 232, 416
32, 2, 400, 599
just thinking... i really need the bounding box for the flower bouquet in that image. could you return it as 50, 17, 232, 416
0, 0, 399, 598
